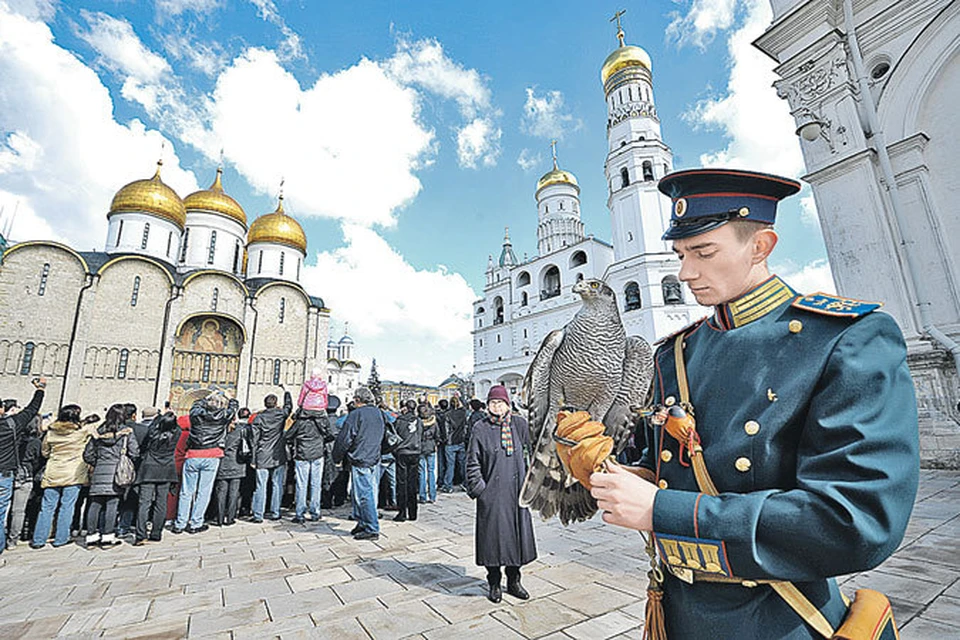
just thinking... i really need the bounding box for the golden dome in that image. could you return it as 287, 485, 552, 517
536, 167, 579, 193
183, 168, 247, 227
247, 196, 307, 253
601, 45, 652, 85
108, 161, 186, 228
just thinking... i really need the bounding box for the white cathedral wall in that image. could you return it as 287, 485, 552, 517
179, 271, 248, 327
105, 213, 182, 265
246, 282, 309, 405
247, 243, 304, 284
181, 212, 247, 275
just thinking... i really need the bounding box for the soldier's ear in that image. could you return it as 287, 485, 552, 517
752, 228, 778, 264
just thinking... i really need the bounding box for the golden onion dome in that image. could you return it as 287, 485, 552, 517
247, 196, 307, 253
108, 161, 186, 228
183, 168, 247, 227
601, 45, 652, 85
536, 166, 579, 193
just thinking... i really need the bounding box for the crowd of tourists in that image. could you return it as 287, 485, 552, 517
0, 372, 490, 551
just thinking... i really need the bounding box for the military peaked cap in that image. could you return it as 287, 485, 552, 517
658, 168, 802, 240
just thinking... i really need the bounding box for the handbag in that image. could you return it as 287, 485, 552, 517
113, 434, 136, 488
237, 426, 253, 463
381, 422, 402, 455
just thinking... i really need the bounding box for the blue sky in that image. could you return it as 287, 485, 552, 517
0, 0, 833, 384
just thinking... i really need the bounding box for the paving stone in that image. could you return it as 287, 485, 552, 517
492, 598, 588, 637
842, 569, 946, 605
0, 613, 69, 638
106, 614, 190, 640
563, 610, 639, 640
188, 600, 269, 637
356, 600, 448, 637
422, 614, 525, 639
149, 590, 223, 620
232, 614, 316, 639
899, 616, 960, 639
917, 595, 960, 628
222, 575, 292, 605
422, 592, 508, 624
283, 616, 369, 639
286, 567, 353, 593
265, 586, 341, 620
332, 575, 404, 603
548, 583, 636, 617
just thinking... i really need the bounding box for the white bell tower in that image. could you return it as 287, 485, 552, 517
601, 11, 703, 341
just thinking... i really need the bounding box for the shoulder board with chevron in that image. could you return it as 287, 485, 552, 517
791, 292, 882, 318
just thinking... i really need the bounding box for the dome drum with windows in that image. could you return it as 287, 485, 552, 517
600, 18, 652, 91
108, 160, 186, 228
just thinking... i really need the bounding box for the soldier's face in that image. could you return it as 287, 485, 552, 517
672, 224, 762, 306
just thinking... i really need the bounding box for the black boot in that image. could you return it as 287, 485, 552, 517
487, 581, 502, 603
506, 578, 529, 600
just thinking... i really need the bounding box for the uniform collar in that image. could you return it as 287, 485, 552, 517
712, 275, 796, 330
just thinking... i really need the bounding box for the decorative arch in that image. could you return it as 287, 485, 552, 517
3, 241, 89, 273
169, 313, 246, 413
540, 265, 561, 300
182, 269, 250, 297
624, 281, 642, 311
98, 254, 175, 285
253, 280, 312, 308
570, 250, 587, 268
517, 271, 531, 287
662, 274, 684, 305
493, 296, 504, 325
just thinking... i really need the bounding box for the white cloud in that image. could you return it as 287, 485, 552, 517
457, 117, 501, 169
0, 3, 198, 249
517, 148, 542, 172
776, 258, 836, 295
246, 0, 303, 61
156, 0, 220, 16
799, 193, 821, 229
208, 49, 433, 226
521, 87, 580, 140
304, 224, 476, 383
386, 37, 501, 169
5, 0, 55, 20
667, 0, 739, 49
160, 31, 228, 77
680, 0, 803, 177
78, 11, 171, 85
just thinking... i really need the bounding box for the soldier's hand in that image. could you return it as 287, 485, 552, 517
590, 461, 658, 532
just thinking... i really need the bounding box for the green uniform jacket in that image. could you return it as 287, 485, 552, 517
640, 276, 919, 639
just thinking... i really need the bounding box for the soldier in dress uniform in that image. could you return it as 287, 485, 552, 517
588, 168, 919, 639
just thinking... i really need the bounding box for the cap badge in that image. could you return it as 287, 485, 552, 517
738, 207, 750, 218
675, 198, 687, 217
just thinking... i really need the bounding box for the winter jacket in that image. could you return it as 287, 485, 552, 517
285, 409, 331, 462
332, 405, 384, 468
187, 397, 239, 452
0, 389, 44, 473
41, 420, 98, 488
216, 424, 250, 480
298, 377, 329, 411
420, 415, 438, 456
16, 432, 42, 484
252, 392, 293, 468
136, 420, 179, 484
83, 425, 140, 496
393, 412, 422, 457
445, 407, 468, 446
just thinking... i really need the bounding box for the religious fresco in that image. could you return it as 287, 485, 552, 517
175, 316, 243, 355
168, 315, 244, 413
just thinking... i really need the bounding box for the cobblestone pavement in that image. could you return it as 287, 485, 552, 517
0, 469, 958, 639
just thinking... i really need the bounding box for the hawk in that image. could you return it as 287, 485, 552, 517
519, 278, 654, 524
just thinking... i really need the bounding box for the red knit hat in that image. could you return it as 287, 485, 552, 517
487, 385, 510, 403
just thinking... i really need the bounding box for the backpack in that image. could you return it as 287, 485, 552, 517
113, 435, 136, 488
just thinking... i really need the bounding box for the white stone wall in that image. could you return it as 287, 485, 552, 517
105, 213, 182, 265
181, 212, 247, 276
245, 281, 310, 406
246, 242, 304, 284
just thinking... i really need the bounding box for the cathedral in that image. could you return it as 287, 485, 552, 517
472, 24, 705, 399
0, 162, 346, 413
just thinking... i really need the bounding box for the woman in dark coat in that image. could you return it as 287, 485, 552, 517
83, 404, 140, 547
465, 385, 537, 603
214, 416, 250, 526
134, 412, 179, 544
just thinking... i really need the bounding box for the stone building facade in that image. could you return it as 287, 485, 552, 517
756, 0, 960, 466
0, 163, 330, 414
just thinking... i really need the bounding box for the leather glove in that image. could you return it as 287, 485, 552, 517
556, 410, 614, 490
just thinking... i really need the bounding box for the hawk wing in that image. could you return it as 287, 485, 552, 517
602, 336, 655, 453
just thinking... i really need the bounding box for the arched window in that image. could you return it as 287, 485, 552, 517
117, 220, 124, 245
279, 252, 285, 276
624, 282, 642, 311
541, 266, 561, 300
497, 334, 501, 343
130, 276, 141, 307
141, 223, 150, 250
662, 275, 684, 305
559, 201, 564, 210
37, 263, 50, 296
233, 241, 241, 273
279, 297, 286, 323
523, 328, 528, 339
117, 349, 129, 379
296, 258, 301, 280
257, 250, 263, 274
273, 359, 281, 385
663, 163, 669, 177
570, 251, 587, 268
521, 291, 528, 307
202, 354, 212, 383
208, 230, 217, 265
211, 287, 219, 311
517, 271, 531, 287
576, 273, 584, 282
476, 306, 485, 315
20, 342, 35, 376
493, 296, 504, 325
167, 232, 173, 258
179, 228, 189, 262
628, 86, 633, 101
643, 161, 654, 181
620, 167, 630, 188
